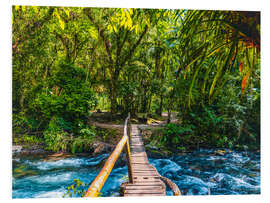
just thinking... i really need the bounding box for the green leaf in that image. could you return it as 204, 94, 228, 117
32, 6, 38, 13
113, 24, 117, 32
135, 24, 139, 34
59, 19, 65, 30
63, 7, 70, 18
107, 24, 113, 33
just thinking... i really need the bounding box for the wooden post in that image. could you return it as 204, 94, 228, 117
127, 112, 131, 138
125, 136, 133, 184
125, 112, 133, 183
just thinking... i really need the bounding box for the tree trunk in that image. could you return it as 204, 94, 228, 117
19, 90, 25, 111
102, 96, 105, 111
111, 69, 122, 114
141, 87, 147, 113
147, 94, 152, 116
167, 109, 171, 124
159, 94, 163, 116
110, 86, 117, 114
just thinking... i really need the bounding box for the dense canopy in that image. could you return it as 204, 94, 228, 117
12, 6, 260, 152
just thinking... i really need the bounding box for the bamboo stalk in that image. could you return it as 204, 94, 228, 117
84, 113, 131, 197
125, 136, 133, 184
84, 134, 128, 197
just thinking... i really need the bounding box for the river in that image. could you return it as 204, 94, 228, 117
12, 149, 260, 198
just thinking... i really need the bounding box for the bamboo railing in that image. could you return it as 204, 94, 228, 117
84, 113, 181, 197
84, 113, 133, 197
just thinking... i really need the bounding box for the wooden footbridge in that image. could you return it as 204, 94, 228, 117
84, 114, 180, 197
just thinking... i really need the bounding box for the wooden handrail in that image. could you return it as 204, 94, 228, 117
160, 176, 181, 196
124, 113, 133, 184
84, 113, 132, 197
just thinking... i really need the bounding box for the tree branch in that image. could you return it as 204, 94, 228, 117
83, 8, 113, 65
12, 7, 55, 54
120, 25, 148, 68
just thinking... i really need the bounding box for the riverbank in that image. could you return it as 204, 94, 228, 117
11, 113, 162, 157
12, 117, 261, 197
12, 112, 259, 160
12, 116, 124, 157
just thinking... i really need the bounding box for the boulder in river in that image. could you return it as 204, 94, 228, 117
12, 145, 22, 153
92, 142, 115, 155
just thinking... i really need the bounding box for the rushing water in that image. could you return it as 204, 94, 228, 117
12, 149, 260, 198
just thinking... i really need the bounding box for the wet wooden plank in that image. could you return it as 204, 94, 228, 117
132, 165, 151, 167
124, 189, 165, 194
132, 167, 153, 170
131, 157, 147, 160
133, 174, 160, 177
133, 177, 160, 181
131, 156, 147, 159
133, 167, 155, 170
132, 160, 148, 163
123, 125, 165, 197
133, 170, 157, 173
133, 171, 157, 174
130, 156, 148, 159
132, 169, 155, 172
124, 193, 164, 196
133, 180, 161, 183
126, 182, 163, 186
131, 154, 147, 157
131, 139, 142, 142
125, 185, 164, 190
132, 165, 153, 171
131, 152, 146, 155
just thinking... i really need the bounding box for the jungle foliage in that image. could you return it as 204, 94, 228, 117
12, 6, 260, 151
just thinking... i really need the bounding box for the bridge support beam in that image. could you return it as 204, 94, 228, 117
125, 136, 133, 184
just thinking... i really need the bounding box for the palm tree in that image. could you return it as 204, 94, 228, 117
171, 10, 260, 106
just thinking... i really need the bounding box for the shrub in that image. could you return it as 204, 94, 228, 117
162, 123, 194, 148
63, 179, 87, 197
33, 62, 97, 130
44, 117, 97, 153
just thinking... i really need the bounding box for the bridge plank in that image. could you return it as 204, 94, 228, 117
124, 189, 165, 194
125, 185, 163, 189
123, 124, 165, 197
133, 171, 157, 174
124, 193, 164, 196
126, 183, 164, 187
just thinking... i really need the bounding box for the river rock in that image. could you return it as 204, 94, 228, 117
13, 144, 50, 156
92, 142, 115, 155
145, 145, 171, 158
215, 149, 226, 156
42, 152, 73, 162
12, 146, 23, 153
